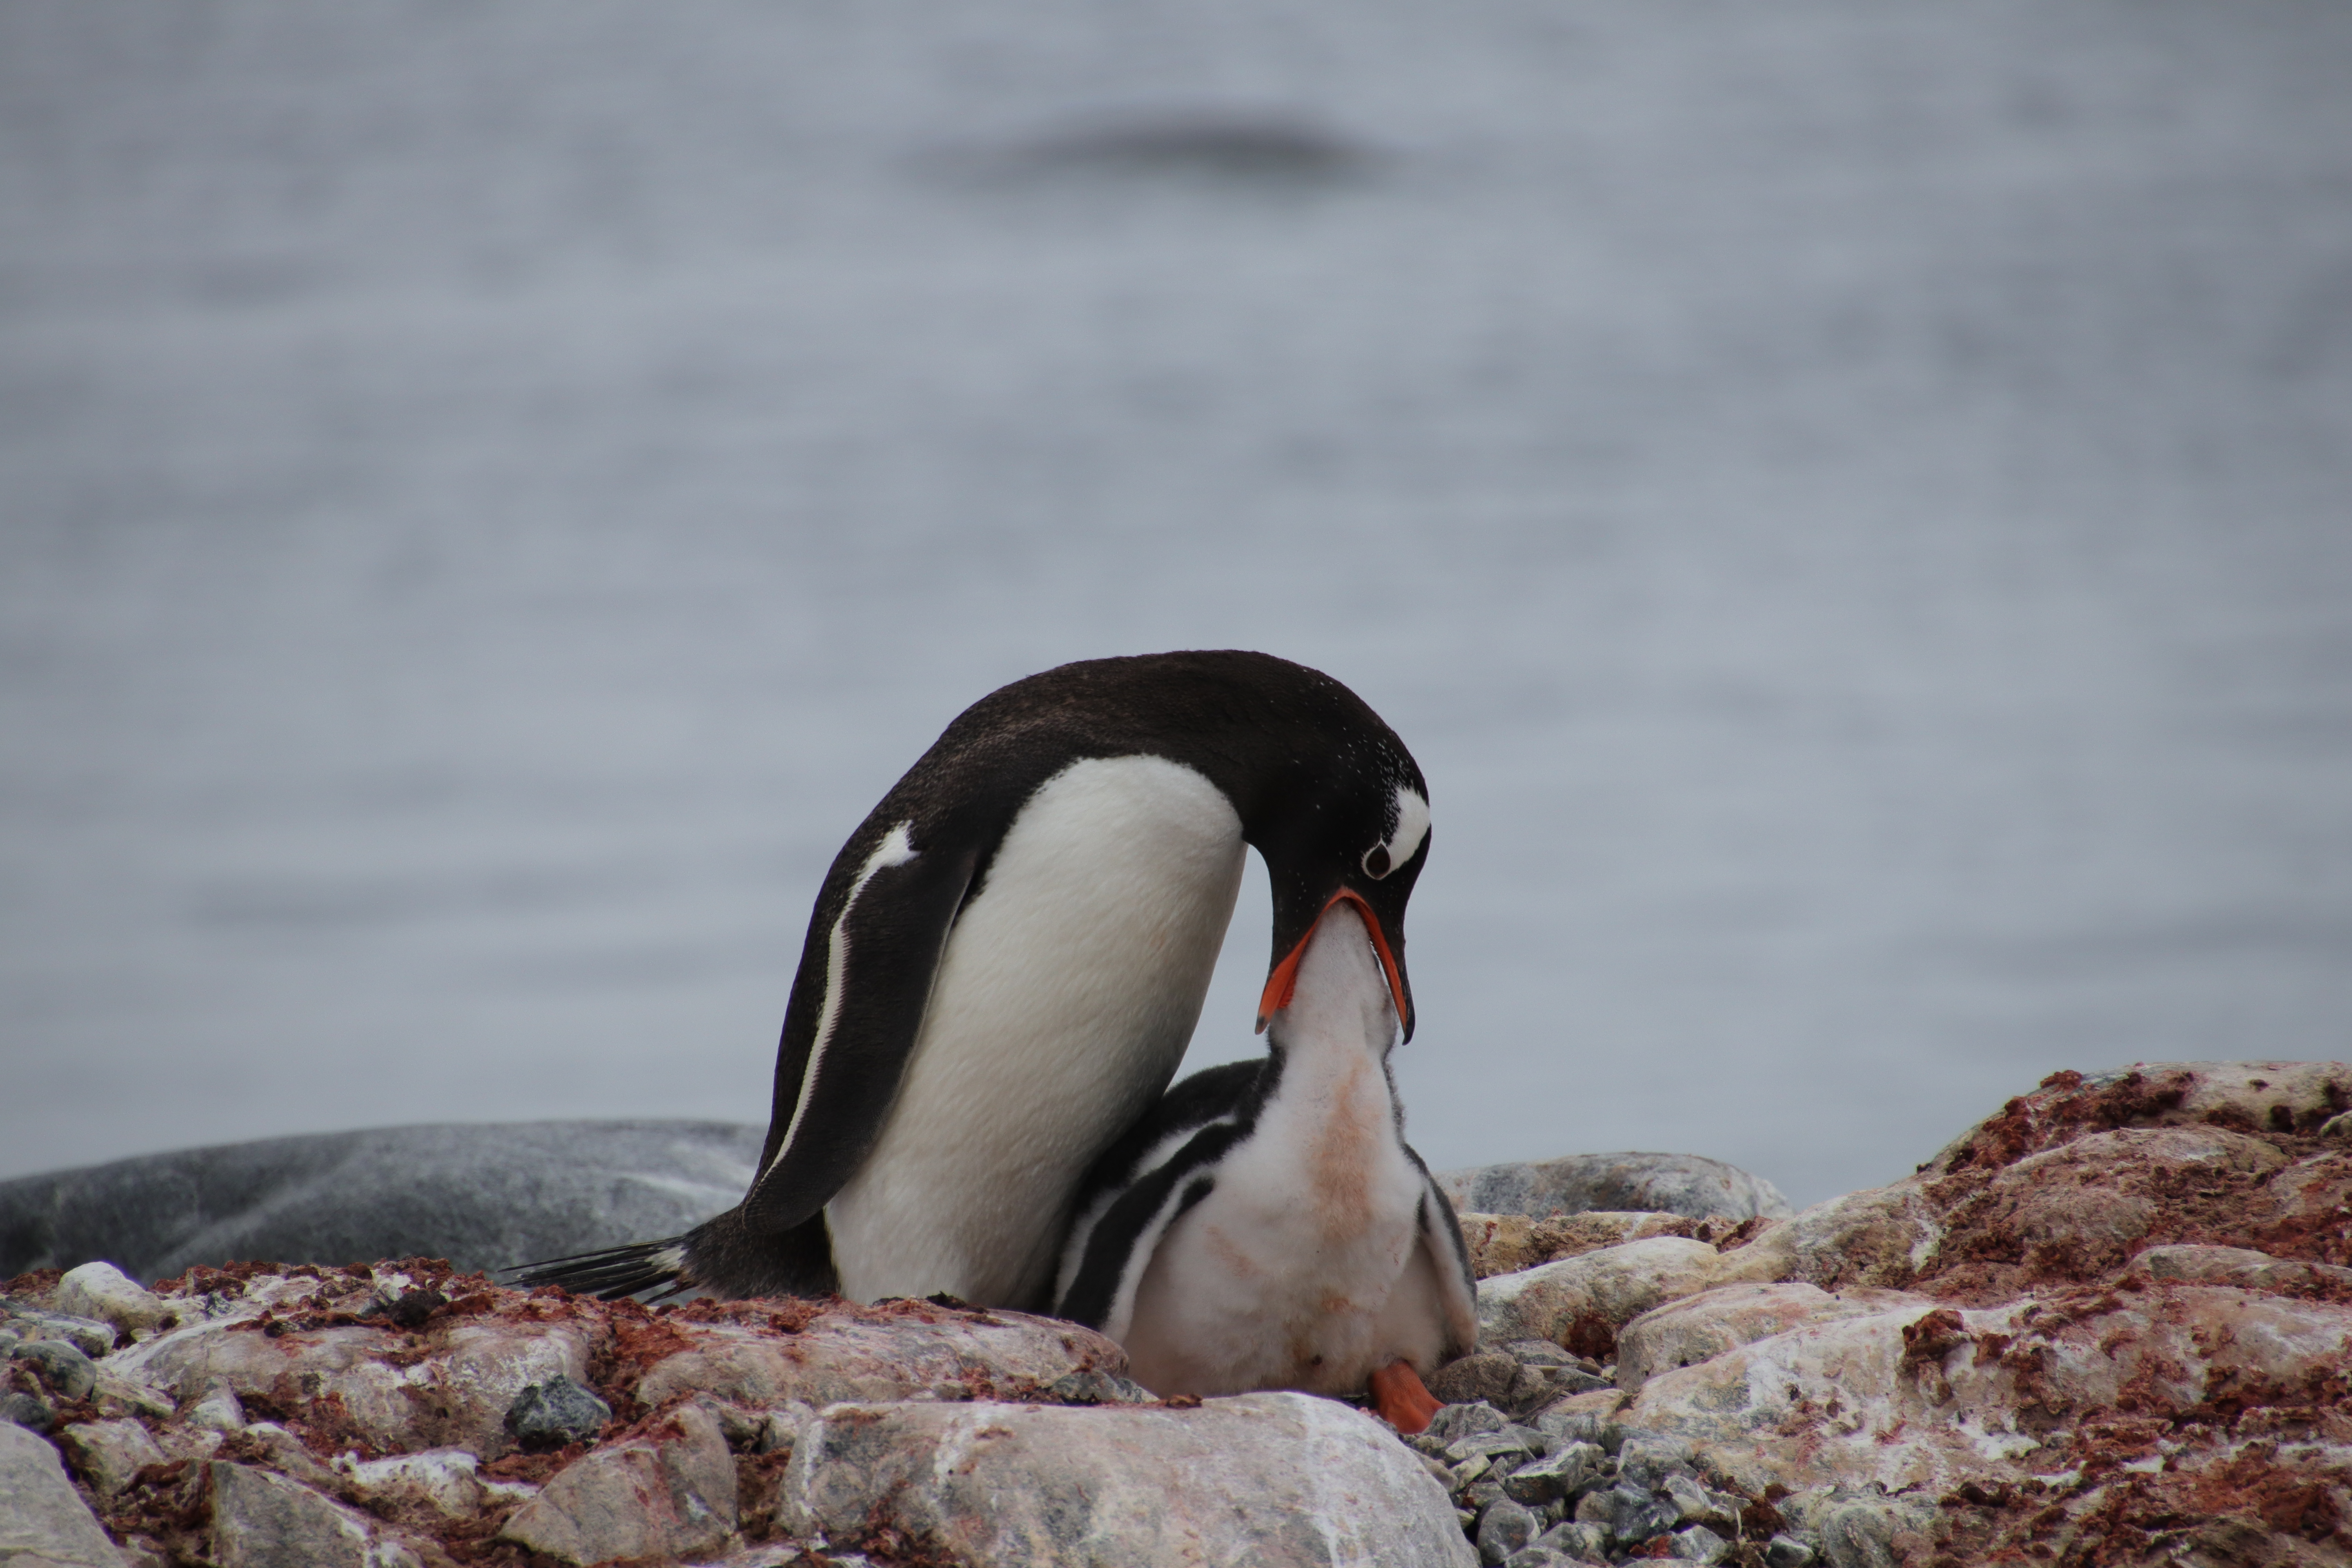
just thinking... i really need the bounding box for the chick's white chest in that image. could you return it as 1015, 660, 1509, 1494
1120, 1044, 1430, 1396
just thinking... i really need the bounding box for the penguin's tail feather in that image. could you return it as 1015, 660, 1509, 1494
503, 1237, 691, 1302
500, 1205, 840, 1303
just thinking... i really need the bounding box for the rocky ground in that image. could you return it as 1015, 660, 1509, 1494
4, 1060, 2347, 1568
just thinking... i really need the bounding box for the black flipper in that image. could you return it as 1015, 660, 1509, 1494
740, 830, 979, 1236
1407, 1145, 1481, 1359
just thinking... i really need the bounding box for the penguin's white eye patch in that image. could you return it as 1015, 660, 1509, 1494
1362, 785, 1430, 880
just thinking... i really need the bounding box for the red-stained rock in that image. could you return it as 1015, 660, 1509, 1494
632, 1302, 1121, 1409
1612, 1282, 1921, 1395
17, 1058, 2352, 1568
497, 1401, 737, 1565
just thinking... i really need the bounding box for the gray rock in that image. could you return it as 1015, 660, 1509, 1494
1663, 1474, 1715, 1523
1502, 1441, 1604, 1506
1, 1421, 127, 1568
1534, 1521, 1613, 1562
11, 1338, 97, 1401
1615, 1436, 1698, 1490
1435, 1153, 1792, 1223
1427, 1401, 1512, 1443
499, 1402, 737, 1565
1816, 1502, 1904, 1568
1430, 1351, 1526, 1408
1445, 1429, 1540, 1466
1577, 1483, 1681, 1545
185, 1379, 246, 1433
1, 1302, 118, 1358
1501, 1549, 1577, 1568
1666, 1525, 1732, 1563
1764, 1536, 1818, 1568
60, 1416, 167, 1496
1043, 1367, 1154, 1405
503, 1373, 611, 1450
0, 1118, 764, 1279
211, 1459, 423, 1568
780, 1391, 1475, 1567
1532, 1410, 1620, 1453
54, 1261, 170, 1335
1477, 1496, 1539, 1564
2, 1389, 56, 1431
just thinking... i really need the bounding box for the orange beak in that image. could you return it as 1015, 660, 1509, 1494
1255, 888, 1410, 1034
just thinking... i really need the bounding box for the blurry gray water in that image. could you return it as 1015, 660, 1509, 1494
4, 1, 2350, 1209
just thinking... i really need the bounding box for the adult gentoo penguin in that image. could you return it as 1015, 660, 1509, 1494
1050, 898, 1476, 1433
514, 651, 1432, 1313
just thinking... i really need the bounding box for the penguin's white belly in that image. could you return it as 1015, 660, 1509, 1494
1118, 1055, 1440, 1397
826, 755, 1245, 1308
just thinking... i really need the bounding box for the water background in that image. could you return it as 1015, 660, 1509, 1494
5, 1, 2350, 1207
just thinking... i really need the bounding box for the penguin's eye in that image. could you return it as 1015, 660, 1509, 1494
1361, 784, 1430, 881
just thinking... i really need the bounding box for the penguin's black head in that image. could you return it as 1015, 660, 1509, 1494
1252, 756, 1430, 1043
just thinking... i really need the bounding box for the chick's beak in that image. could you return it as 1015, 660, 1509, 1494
1256, 888, 1411, 1037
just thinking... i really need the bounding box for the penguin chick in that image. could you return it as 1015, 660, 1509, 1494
1053, 899, 1475, 1432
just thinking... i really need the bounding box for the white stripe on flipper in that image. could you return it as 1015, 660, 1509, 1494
764, 822, 919, 1178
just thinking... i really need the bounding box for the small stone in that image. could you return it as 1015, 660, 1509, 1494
238, 1421, 340, 1490
1503, 1549, 1577, 1568
1586, 1483, 1681, 1544
1817, 1502, 1906, 1568
1664, 1474, 1714, 1522
1764, 1535, 1818, 1568
1666, 1524, 1732, 1563
1535, 1520, 1614, 1562
61, 1417, 167, 1497
54, 1261, 171, 1336
1615, 1436, 1697, 1490
1505, 1339, 1576, 1367
1, 1423, 126, 1568
503, 1374, 611, 1451
1433, 1351, 1527, 1408
2, 1390, 56, 1431
1533, 1410, 1608, 1448
338, 1448, 488, 1516
186, 1378, 247, 1433
1043, 1367, 1153, 1405
1446, 1429, 1539, 1466
381, 1287, 446, 1330
1477, 1495, 1540, 1564
2319, 1111, 2352, 1140
1427, 1401, 1512, 1443
1502, 1441, 1605, 1506
11, 1338, 98, 1401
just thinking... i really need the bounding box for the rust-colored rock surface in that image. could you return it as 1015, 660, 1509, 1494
8, 1060, 2348, 1567
1430, 1061, 2352, 1567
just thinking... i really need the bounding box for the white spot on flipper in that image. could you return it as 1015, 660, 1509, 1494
764, 822, 920, 1178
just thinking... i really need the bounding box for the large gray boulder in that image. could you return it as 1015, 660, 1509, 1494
0, 1120, 762, 1281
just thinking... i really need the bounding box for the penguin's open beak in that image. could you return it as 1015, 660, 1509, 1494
1257, 888, 1411, 1038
